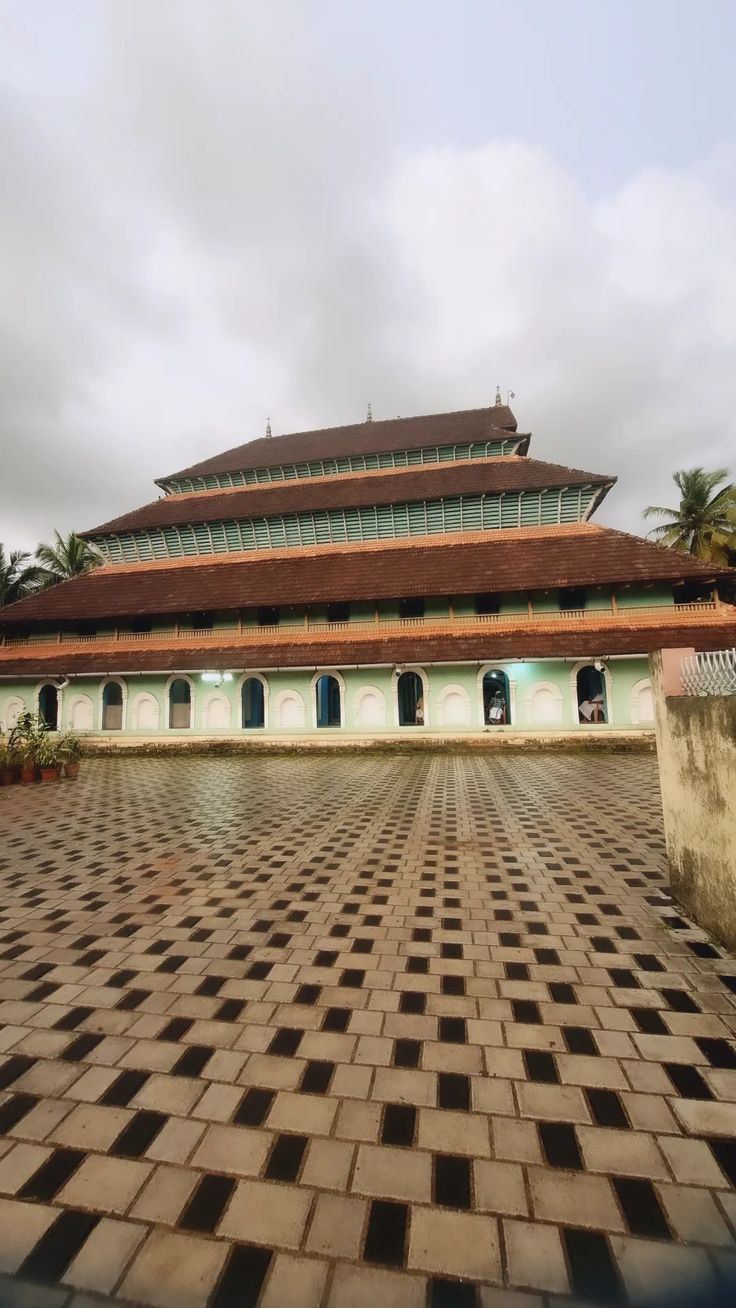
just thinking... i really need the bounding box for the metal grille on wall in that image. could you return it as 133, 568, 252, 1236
681, 648, 736, 696
159, 438, 521, 494
93, 486, 597, 563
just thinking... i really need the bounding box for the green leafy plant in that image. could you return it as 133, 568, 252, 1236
33, 733, 62, 769
10, 711, 48, 764
58, 731, 83, 762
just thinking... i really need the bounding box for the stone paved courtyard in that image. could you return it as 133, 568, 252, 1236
0, 753, 735, 1308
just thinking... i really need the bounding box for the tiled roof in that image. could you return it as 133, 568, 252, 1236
0, 524, 731, 625
1, 617, 734, 676
158, 405, 519, 483
85, 458, 614, 537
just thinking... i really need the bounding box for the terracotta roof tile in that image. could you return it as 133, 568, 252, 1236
1, 614, 734, 677
158, 405, 519, 483
1, 524, 732, 626
85, 458, 613, 537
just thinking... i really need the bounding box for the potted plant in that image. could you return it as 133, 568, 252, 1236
34, 732, 62, 782
13, 711, 44, 783
0, 734, 19, 785
59, 731, 83, 779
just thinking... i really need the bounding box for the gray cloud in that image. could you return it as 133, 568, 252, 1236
1, 2, 735, 553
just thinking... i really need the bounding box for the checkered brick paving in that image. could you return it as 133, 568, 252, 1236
0, 754, 735, 1308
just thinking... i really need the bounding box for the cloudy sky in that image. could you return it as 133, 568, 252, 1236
2, 0, 735, 551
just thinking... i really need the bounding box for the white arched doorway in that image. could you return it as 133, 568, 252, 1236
203, 692, 231, 729
311, 670, 345, 729
571, 661, 613, 725
353, 686, 387, 730
37, 682, 62, 731
629, 677, 654, 725
167, 676, 195, 729
436, 684, 471, 728
2, 697, 26, 730
131, 692, 160, 731
477, 666, 517, 727
394, 666, 429, 727
273, 689, 306, 730
525, 681, 564, 726
69, 695, 94, 731
99, 677, 127, 731
239, 673, 269, 729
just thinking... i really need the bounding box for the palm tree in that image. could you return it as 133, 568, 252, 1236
643, 468, 736, 565
34, 530, 102, 587
0, 545, 45, 607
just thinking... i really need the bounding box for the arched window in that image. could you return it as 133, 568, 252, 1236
38, 684, 59, 731
576, 664, 608, 724
102, 680, 124, 730
315, 674, 342, 728
168, 678, 192, 729
241, 677, 265, 729
397, 670, 424, 726
482, 670, 511, 725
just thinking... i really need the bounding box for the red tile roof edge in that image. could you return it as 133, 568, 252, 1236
83, 457, 616, 538
2, 620, 735, 676
1, 524, 733, 626
158, 405, 519, 482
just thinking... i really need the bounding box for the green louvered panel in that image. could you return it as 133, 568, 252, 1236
373, 504, 393, 538
521, 492, 542, 525
499, 494, 521, 528
223, 520, 241, 550
481, 497, 501, 529
251, 519, 270, 548
208, 522, 228, 553
161, 437, 521, 494
425, 500, 444, 534
147, 530, 169, 559
189, 524, 209, 553
540, 490, 561, 524
460, 496, 483, 531
394, 503, 412, 536
308, 511, 329, 544
98, 481, 600, 563
264, 517, 287, 548
326, 509, 348, 542
406, 501, 426, 533
442, 498, 462, 532
355, 506, 378, 539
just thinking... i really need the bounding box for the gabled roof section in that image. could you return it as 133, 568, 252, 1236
85, 458, 615, 538
2, 524, 732, 625
157, 405, 519, 484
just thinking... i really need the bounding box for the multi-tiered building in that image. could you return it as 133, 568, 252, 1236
1, 398, 734, 736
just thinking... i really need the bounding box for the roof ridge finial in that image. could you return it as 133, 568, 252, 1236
366, 402, 373, 423
265, 417, 272, 438
494, 386, 503, 406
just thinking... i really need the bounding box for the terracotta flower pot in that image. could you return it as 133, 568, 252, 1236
40, 766, 61, 782
64, 761, 81, 780
1, 768, 18, 786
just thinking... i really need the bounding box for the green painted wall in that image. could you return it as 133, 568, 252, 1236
0, 656, 654, 736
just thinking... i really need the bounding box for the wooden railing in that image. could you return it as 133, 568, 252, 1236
0, 601, 724, 649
